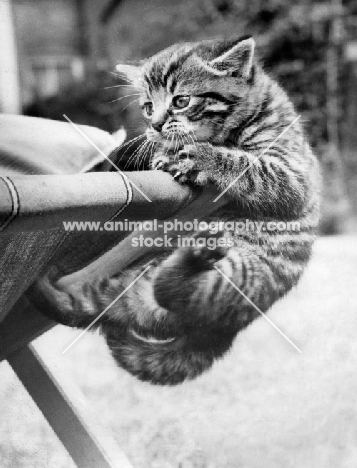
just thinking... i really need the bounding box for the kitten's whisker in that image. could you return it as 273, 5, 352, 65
121, 98, 141, 112
104, 84, 139, 89
173, 133, 179, 156
107, 93, 141, 104
181, 133, 192, 150
117, 134, 147, 163
115, 134, 146, 162
130, 140, 149, 167
139, 142, 149, 170
114, 134, 145, 155
108, 71, 133, 84
177, 134, 184, 156
124, 140, 148, 170
179, 134, 189, 160
187, 133, 198, 153
141, 140, 154, 169
184, 131, 193, 144
134, 142, 142, 171
182, 133, 194, 155
148, 142, 156, 168
140, 141, 154, 170
120, 133, 146, 146
159, 132, 174, 165
109, 71, 145, 91
189, 128, 197, 140
135, 140, 150, 170
163, 132, 175, 161
188, 130, 198, 145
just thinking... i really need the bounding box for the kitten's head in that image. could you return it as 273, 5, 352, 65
116, 37, 260, 148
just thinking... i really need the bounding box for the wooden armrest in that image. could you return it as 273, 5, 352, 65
0, 171, 197, 234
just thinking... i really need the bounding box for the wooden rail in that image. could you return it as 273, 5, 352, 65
0, 171, 197, 234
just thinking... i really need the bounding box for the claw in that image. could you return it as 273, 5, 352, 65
172, 171, 181, 179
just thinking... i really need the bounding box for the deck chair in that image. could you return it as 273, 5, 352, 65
0, 115, 225, 467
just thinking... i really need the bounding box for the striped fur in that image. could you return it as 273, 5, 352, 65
47, 37, 321, 385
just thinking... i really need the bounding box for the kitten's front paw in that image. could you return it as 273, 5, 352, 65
151, 150, 201, 183
169, 158, 200, 184
165, 150, 203, 184
169, 144, 210, 184
151, 153, 170, 171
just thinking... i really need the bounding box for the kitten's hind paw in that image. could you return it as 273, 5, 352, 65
191, 243, 226, 266
189, 233, 229, 268
178, 230, 231, 272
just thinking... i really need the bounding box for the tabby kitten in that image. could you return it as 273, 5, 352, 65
42, 37, 320, 385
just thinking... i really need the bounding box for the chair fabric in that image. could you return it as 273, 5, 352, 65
0, 114, 115, 176
0, 115, 198, 322
0, 115, 118, 321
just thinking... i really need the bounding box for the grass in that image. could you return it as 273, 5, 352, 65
1, 235, 357, 468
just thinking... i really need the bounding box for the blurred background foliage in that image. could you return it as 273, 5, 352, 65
3, 0, 357, 232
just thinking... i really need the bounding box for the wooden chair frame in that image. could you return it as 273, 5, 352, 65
0, 173, 225, 467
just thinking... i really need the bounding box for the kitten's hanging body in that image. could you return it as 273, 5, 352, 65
42, 37, 320, 385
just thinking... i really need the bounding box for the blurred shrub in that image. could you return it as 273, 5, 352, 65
24, 70, 145, 168
24, 70, 143, 134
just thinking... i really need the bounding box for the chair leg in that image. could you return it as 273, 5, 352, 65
7, 344, 133, 468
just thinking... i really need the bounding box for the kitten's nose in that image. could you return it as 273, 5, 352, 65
152, 120, 164, 132
151, 110, 168, 133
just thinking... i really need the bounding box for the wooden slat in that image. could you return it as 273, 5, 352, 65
7, 344, 133, 468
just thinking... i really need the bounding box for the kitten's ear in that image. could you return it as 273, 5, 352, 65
115, 64, 142, 85
208, 37, 255, 78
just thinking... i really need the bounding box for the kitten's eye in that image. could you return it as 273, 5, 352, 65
143, 102, 153, 117
172, 95, 190, 109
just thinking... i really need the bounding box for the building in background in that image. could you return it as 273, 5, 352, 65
0, 0, 21, 114
0, 0, 128, 112
13, 0, 99, 108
